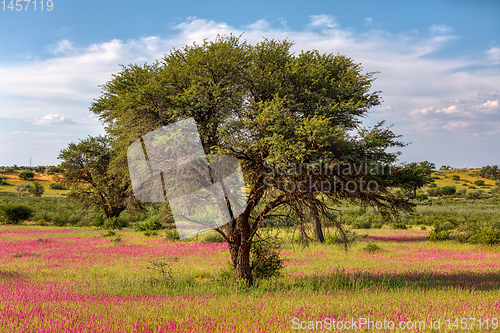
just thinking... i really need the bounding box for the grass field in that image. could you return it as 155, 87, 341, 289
1, 225, 499, 332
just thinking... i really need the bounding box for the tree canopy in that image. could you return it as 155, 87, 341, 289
88, 35, 413, 285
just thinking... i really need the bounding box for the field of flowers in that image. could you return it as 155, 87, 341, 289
1, 226, 499, 332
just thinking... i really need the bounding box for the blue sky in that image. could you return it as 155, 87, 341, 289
0, 0, 499, 167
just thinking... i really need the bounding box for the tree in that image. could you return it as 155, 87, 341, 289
393, 161, 435, 199
58, 136, 130, 219
0, 204, 33, 224
18, 170, 35, 180
28, 181, 45, 197
14, 184, 30, 196
479, 165, 500, 181
90, 35, 413, 285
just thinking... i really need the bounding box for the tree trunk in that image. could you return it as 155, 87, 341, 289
229, 241, 253, 286
227, 214, 254, 286
308, 193, 325, 243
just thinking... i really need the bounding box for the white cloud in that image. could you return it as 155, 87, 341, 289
487, 47, 500, 65
308, 15, 337, 29
436, 105, 460, 114
430, 24, 452, 34
32, 114, 73, 125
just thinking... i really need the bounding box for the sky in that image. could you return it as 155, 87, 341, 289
0, 0, 499, 168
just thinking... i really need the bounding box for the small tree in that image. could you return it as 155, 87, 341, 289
14, 184, 30, 196
28, 181, 45, 197
393, 161, 435, 198
58, 136, 130, 219
0, 204, 34, 224
18, 170, 35, 180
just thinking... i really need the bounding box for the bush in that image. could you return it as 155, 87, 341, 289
28, 181, 45, 197
136, 217, 163, 231
416, 193, 428, 201
428, 183, 437, 188
451, 175, 460, 181
325, 229, 363, 246
103, 217, 128, 230
250, 240, 284, 279
467, 228, 500, 245
363, 242, 383, 253
18, 170, 35, 180
441, 186, 456, 196
0, 176, 8, 185
14, 184, 30, 196
391, 222, 407, 229
372, 223, 383, 229
428, 230, 451, 241
164, 228, 179, 241
201, 231, 226, 243
474, 180, 485, 186
49, 183, 67, 190
351, 216, 372, 229
0, 204, 34, 224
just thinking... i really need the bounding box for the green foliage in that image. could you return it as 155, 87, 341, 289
0, 204, 34, 224
49, 183, 67, 190
164, 228, 180, 241
392, 161, 435, 198
351, 216, 372, 229
474, 180, 485, 186
391, 222, 408, 229
58, 135, 129, 219
28, 181, 45, 197
147, 257, 179, 286
325, 229, 363, 246
200, 231, 226, 243
103, 216, 128, 230
451, 175, 460, 181
428, 230, 451, 241
18, 170, 35, 180
441, 186, 456, 196
250, 240, 284, 279
416, 193, 428, 201
14, 184, 30, 196
363, 242, 383, 253
479, 165, 499, 181
136, 217, 163, 231
0, 176, 8, 185
466, 228, 500, 245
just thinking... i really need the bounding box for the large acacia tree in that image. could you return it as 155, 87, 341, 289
91, 35, 412, 286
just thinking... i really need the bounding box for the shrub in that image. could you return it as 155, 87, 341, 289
164, 228, 179, 241
474, 180, 485, 186
427, 188, 441, 196
201, 231, 226, 243
28, 181, 45, 197
325, 229, 363, 246
0, 176, 8, 185
428, 183, 437, 188
0, 204, 34, 224
428, 230, 451, 241
351, 216, 372, 229
441, 186, 456, 196
451, 175, 460, 181
103, 217, 128, 230
136, 217, 163, 231
391, 222, 407, 229
250, 240, 284, 279
18, 170, 35, 180
372, 223, 383, 229
416, 193, 428, 201
14, 184, 30, 196
49, 183, 67, 190
363, 242, 383, 253
467, 228, 500, 245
